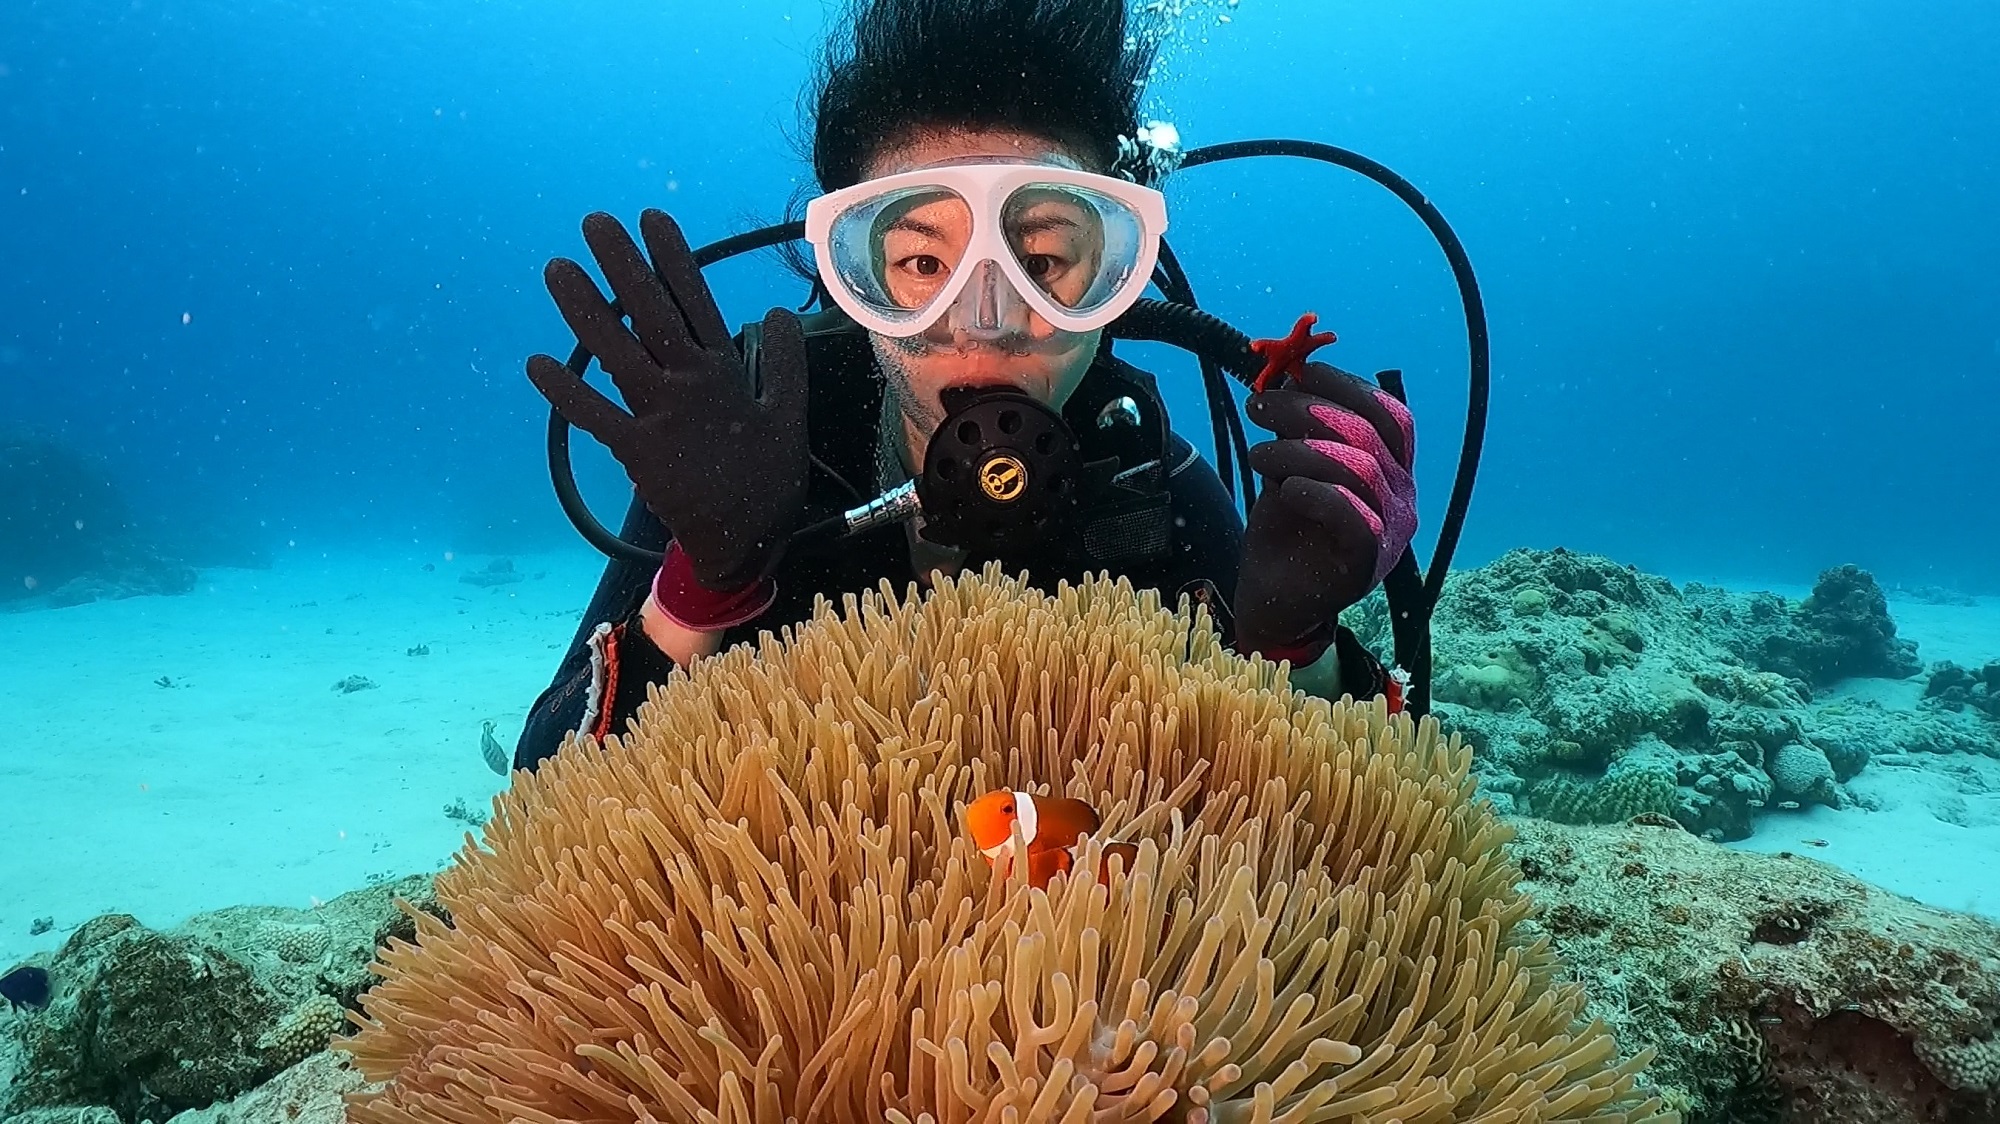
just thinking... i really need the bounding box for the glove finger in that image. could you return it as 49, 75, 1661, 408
754, 305, 810, 423
526, 352, 636, 450
1293, 362, 1415, 469
1244, 387, 1318, 435
582, 211, 697, 380
1250, 386, 1403, 478
543, 255, 670, 416
1247, 385, 1401, 473
1278, 476, 1382, 608
1249, 437, 1393, 517
1279, 473, 1385, 544
640, 208, 732, 353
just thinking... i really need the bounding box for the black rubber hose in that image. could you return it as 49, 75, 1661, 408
545, 402, 661, 566
1109, 299, 1261, 381
1180, 139, 1490, 613
1150, 240, 1258, 510
1148, 245, 1234, 501
691, 220, 804, 268
1373, 369, 1435, 716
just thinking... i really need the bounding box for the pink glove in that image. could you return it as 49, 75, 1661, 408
1232, 360, 1417, 664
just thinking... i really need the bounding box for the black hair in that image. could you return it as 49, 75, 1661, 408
803, 0, 1161, 191
774, 0, 1164, 287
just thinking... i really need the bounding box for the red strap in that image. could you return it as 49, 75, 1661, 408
1383, 671, 1406, 715
1248, 312, 1338, 393
592, 626, 624, 740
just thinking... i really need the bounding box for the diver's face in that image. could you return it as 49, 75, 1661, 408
860, 128, 1104, 466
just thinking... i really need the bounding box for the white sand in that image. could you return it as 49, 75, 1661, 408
1730, 750, 2000, 921
2, 555, 1996, 970
1724, 589, 2000, 923
0, 549, 606, 968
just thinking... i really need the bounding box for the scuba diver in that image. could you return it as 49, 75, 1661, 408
509, 0, 1474, 774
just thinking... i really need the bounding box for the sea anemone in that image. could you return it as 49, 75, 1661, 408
338, 566, 1673, 1123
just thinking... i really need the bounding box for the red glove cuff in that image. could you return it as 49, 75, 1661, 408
650, 542, 777, 632
1249, 622, 1336, 669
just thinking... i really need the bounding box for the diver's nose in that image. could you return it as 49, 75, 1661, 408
950, 260, 1027, 342
969, 260, 1003, 333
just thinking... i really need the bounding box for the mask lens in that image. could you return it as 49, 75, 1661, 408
1002, 182, 1148, 314
827, 186, 972, 324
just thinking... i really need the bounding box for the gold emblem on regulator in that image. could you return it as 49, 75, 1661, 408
978, 453, 1027, 502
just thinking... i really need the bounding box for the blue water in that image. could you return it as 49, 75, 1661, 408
2, 0, 1993, 589
4, 4, 2000, 1111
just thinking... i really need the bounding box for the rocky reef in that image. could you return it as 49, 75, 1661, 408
1511, 816, 2000, 1124
1685, 562, 1925, 687
1346, 548, 1997, 842
1928, 662, 2000, 721
0, 877, 442, 1124
1, 433, 199, 609
5, 821, 1994, 1124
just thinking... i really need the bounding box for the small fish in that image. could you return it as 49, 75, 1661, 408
481, 720, 509, 776
0, 965, 50, 1010
964, 790, 1139, 889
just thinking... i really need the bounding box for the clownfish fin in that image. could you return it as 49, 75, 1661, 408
1103, 840, 1140, 869
1027, 846, 1071, 889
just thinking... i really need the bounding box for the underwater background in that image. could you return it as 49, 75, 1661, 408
4, 0, 1997, 582
2, 0, 1999, 1119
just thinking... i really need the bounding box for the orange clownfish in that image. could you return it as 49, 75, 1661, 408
964, 790, 1139, 889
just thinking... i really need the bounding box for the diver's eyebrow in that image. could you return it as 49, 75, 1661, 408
1009, 213, 1083, 236
885, 215, 949, 241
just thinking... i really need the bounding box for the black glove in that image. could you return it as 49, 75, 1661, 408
525, 209, 809, 590
1233, 362, 1417, 663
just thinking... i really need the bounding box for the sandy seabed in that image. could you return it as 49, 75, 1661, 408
1, 551, 1995, 969
0, 549, 603, 968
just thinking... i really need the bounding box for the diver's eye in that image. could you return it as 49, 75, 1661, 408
1021, 255, 1057, 279
909, 255, 945, 277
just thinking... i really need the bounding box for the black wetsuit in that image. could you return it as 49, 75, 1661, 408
514, 311, 1389, 772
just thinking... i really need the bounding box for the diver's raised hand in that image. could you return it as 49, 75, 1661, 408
1233, 362, 1416, 663
525, 209, 809, 591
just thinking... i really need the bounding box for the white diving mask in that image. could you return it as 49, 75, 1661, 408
803, 160, 1169, 344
